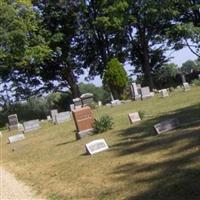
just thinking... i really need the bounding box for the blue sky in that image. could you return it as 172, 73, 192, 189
78, 47, 198, 86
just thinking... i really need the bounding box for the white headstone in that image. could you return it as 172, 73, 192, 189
128, 112, 141, 124
55, 111, 71, 124
111, 99, 121, 107
47, 115, 52, 121
51, 109, 58, 123
18, 123, 24, 131
98, 101, 102, 107
154, 118, 179, 134
183, 82, 190, 91
23, 119, 40, 133
85, 139, 109, 155
161, 89, 169, 97
141, 87, 151, 100
8, 134, 25, 143
70, 104, 75, 111
131, 82, 141, 100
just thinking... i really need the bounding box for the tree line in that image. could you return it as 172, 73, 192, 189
0, 0, 200, 103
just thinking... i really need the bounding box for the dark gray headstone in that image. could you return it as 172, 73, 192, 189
80, 93, 94, 106
8, 134, 25, 143
8, 114, 19, 131
55, 111, 71, 124
73, 98, 82, 109
154, 118, 179, 134
85, 139, 109, 155
23, 119, 40, 133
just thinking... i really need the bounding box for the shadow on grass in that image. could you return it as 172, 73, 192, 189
56, 139, 76, 146
109, 103, 200, 200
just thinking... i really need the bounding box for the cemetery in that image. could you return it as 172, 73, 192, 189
1, 1, 200, 200
1, 86, 200, 200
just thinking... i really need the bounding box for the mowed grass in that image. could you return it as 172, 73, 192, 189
1, 87, 200, 200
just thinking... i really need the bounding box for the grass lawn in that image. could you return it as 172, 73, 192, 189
1, 86, 200, 200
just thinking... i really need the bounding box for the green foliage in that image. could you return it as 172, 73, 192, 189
192, 79, 200, 86
93, 115, 114, 134
154, 63, 178, 88
138, 110, 145, 120
181, 60, 199, 74
103, 58, 128, 99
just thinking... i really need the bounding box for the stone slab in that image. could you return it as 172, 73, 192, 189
141, 87, 151, 100
51, 109, 58, 123
55, 111, 71, 124
85, 139, 109, 155
23, 119, 40, 133
161, 89, 169, 97
72, 106, 94, 139
154, 118, 179, 134
128, 112, 141, 124
8, 134, 25, 143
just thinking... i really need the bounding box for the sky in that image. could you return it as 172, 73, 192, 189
78, 47, 198, 86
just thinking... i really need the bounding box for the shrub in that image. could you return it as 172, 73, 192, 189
93, 115, 114, 133
139, 110, 145, 119
192, 79, 200, 86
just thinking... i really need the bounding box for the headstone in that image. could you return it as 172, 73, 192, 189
161, 89, 169, 97
181, 74, 186, 83
8, 114, 19, 131
183, 82, 190, 91
85, 139, 109, 155
73, 98, 82, 109
23, 119, 40, 133
55, 111, 71, 124
130, 82, 141, 100
128, 112, 141, 124
110, 93, 114, 101
111, 99, 121, 107
18, 123, 24, 131
51, 109, 58, 123
70, 104, 75, 111
141, 87, 151, 100
80, 93, 94, 106
47, 115, 52, 121
8, 134, 25, 143
72, 106, 94, 139
154, 118, 179, 134
98, 101, 102, 107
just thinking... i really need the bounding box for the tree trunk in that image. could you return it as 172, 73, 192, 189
139, 26, 154, 90
65, 68, 80, 98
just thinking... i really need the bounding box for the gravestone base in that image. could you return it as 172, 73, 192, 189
76, 128, 94, 140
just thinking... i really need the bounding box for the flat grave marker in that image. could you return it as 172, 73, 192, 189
85, 139, 109, 155
8, 134, 25, 143
154, 118, 179, 134
128, 112, 141, 124
23, 119, 40, 133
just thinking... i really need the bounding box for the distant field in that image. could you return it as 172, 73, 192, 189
1, 86, 200, 200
